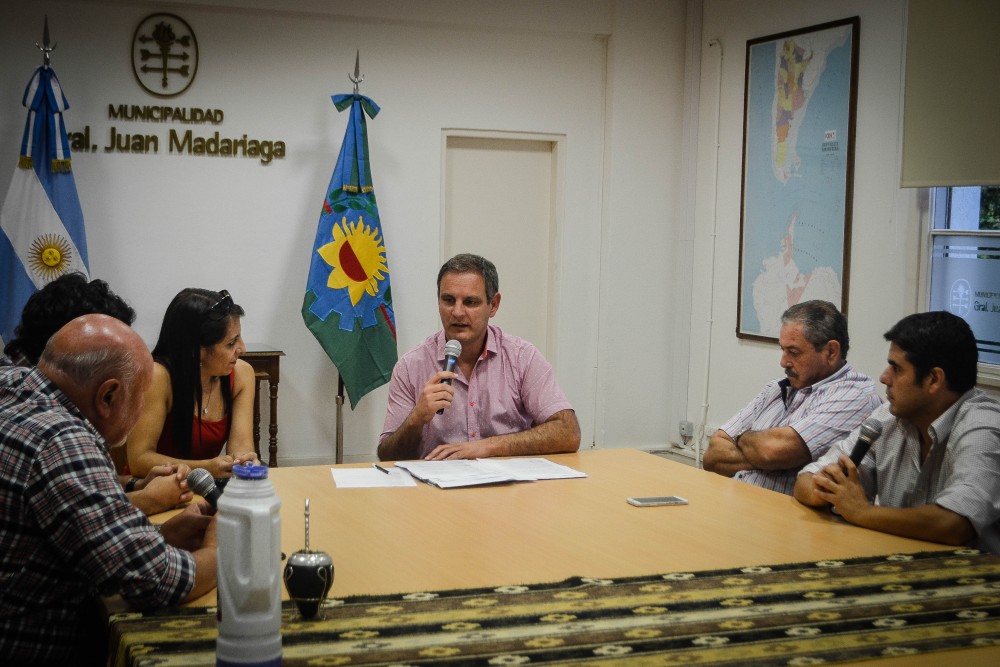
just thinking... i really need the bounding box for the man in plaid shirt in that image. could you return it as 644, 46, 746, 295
704, 301, 882, 495
0, 315, 217, 666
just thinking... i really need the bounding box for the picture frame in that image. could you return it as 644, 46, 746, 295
737, 17, 860, 341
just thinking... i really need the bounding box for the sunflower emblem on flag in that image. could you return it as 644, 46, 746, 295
318, 215, 388, 307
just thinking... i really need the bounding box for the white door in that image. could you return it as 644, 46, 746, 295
442, 132, 558, 358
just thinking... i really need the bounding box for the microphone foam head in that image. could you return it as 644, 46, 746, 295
186, 467, 215, 496
444, 339, 462, 358
860, 418, 883, 442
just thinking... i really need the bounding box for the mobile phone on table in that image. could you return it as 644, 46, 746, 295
627, 495, 688, 507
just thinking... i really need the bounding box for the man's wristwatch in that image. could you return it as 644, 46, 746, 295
124, 477, 140, 493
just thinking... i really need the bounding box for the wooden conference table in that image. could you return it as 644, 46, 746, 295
123, 449, 1000, 666
179, 448, 948, 603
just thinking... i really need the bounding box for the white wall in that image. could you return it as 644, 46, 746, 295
0, 0, 686, 463
595, 0, 688, 450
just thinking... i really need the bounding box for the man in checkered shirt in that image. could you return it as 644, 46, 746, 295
704, 300, 882, 495
796, 311, 1000, 552
0, 315, 218, 666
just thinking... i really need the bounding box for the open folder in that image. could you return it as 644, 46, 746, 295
394, 457, 587, 488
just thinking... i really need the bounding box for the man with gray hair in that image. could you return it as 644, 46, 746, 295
704, 300, 881, 494
379, 253, 580, 461
0, 315, 217, 666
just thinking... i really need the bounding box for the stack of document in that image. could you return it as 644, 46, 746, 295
394, 457, 587, 488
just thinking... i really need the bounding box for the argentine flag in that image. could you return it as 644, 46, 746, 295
1, 64, 88, 346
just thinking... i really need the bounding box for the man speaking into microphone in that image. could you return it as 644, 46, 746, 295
795, 312, 1000, 552
378, 254, 579, 461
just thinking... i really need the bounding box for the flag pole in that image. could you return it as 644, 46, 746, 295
333, 51, 362, 466
336, 375, 344, 464
36, 16, 56, 66
350, 50, 363, 94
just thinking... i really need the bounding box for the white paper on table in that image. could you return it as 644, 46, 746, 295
330, 466, 417, 488
394, 457, 587, 488
394, 460, 514, 487
474, 457, 588, 480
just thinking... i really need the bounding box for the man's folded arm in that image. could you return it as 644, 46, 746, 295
703, 430, 752, 476
704, 427, 809, 476
734, 426, 811, 470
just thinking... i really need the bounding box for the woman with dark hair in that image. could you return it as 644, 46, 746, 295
127, 288, 259, 477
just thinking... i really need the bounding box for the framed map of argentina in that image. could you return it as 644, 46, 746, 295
737, 17, 859, 340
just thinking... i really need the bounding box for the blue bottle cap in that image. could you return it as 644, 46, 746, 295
232, 462, 269, 480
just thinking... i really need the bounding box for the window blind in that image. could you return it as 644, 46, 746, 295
901, 0, 1000, 187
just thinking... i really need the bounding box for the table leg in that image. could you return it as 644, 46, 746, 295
252, 375, 264, 461
268, 379, 279, 467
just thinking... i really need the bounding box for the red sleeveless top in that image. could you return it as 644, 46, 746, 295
155, 370, 234, 460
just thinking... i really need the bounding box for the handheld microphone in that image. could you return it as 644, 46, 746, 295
186, 468, 223, 509
848, 418, 883, 466
437, 339, 462, 415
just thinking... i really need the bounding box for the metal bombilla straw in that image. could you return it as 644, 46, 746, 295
303, 498, 311, 550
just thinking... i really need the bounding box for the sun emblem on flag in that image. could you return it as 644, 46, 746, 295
317, 215, 389, 306
28, 234, 74, 280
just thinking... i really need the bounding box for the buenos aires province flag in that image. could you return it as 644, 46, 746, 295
302, 93, 397, 408
1, 64, 88, 345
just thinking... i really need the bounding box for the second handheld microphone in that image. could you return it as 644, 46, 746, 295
186, 467, 223, 510
437, 339, 462, 415
848, 418, 883, 466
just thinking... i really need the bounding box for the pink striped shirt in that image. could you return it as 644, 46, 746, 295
720, 363, 882, 494
380, 326, 573, 459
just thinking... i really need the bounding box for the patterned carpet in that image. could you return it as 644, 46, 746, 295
108, 549, 1000, 666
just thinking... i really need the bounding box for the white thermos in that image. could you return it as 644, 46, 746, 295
215, 462, 282, 667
